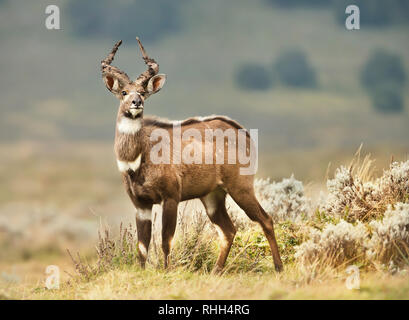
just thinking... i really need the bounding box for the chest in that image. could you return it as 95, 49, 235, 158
114, 131, 143, 174
116, 154, 142, 173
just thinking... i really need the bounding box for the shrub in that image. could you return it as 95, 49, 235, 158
273, 49, 317, 88
67, 222, 139, 281
294, 220, 368, 267
361, 50, 406, 113
321, 164, 383, 223
367, 203, 409, 265
225, 229, 273, 273
321, 159, 409, 223
378, 161, 409, 203
234, 63, 273, 91
66, 0, 183, 43
296, 158, 409, 268
168, 210, 217, 272
368, 84, 404, 113
255, 175, 310, 222
361, 50, 406, 91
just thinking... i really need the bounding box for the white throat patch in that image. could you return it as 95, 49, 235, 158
117, 117, 142, 134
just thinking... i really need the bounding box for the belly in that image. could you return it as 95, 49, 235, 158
180, 164, 220, 201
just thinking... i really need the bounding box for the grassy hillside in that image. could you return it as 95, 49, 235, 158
3, 266, 409, 300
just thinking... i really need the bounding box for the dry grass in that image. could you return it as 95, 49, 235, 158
294, 148, 409, 270
3, 264, 409, 300
1, 143, 408, 300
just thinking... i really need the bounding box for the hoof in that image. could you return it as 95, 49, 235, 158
275, 264, 284, 273
211, 266, 224, 275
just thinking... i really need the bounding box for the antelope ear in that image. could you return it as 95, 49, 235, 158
103, 75, 124, 95
147, 74, 166, 94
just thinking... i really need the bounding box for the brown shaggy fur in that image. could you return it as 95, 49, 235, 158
101, 39, 283, 273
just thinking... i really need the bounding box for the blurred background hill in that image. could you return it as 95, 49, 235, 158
0, 0, 408, 180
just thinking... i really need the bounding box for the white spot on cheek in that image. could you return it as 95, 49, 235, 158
117, 117, 141, 134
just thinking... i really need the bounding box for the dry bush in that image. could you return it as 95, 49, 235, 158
65, 156, 409, 278
67, 222, 138, 280
298, 155, 409, 269
294, 220, 368, 268
321, 154, 409, 223
367, 203, 409, 266
320, 154, 382, 222
167, 206, 217, 272
0, 203, 97, 261
378, 160, 409, 204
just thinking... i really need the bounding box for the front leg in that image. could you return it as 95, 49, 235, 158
122, 173, 153, 268
136, 207, 152, 268
122, 172, 139, 208
162, 198, 179, 269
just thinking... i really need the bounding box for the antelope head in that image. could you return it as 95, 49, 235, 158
101, 37, 166, 120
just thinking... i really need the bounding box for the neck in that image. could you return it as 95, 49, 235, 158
115, 112, 144, 162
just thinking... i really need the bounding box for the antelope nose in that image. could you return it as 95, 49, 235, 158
132, 96, 142, 107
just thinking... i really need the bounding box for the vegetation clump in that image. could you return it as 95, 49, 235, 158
296, 157, 409, 269
361, 50, 406, 113
67, 154, 409, 281
273, 50, 317, 89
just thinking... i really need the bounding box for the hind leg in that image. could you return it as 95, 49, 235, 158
227, 184, 283, 272
201, 188, 236, 274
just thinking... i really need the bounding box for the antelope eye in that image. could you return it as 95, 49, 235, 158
121, 91, 127, 96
